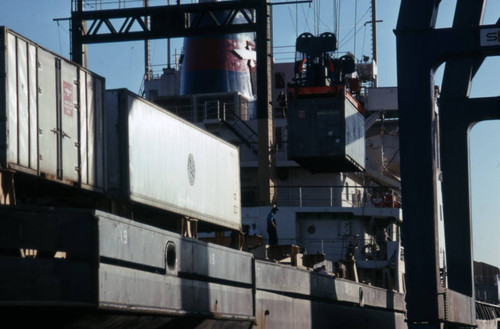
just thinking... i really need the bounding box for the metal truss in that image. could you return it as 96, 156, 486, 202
71, 1, 259, 47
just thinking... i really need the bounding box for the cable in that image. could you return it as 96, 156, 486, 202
300, 2, 312, 34
354, 0, 357, 58
286, 5, 297, 35
56, 21, 63, 55
338, 7, 370, 49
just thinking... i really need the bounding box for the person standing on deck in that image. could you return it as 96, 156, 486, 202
266, 207, 279, 245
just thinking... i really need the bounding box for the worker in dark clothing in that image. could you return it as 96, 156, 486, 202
277, 91, 287, 118
266, 207, 279, 245
334, 261, 347, 278
376, 227, 391, 259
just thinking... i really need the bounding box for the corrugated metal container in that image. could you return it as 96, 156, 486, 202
106, 89, 241, 230
287, 93, 365, 173
365, 87, 398, 112
0, 27, 106, 190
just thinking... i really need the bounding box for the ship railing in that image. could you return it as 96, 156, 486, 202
290, 237, 400, 264
243, 185, 401, 208
356, 238, 401, 263
294, 237, 348, 262
159, 100, 259, 122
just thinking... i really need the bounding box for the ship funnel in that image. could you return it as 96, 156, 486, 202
180, 0, 256, 101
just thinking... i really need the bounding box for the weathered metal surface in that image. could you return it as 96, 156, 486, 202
365, 87, 398, 112
255, 260, 406, 312
0, 27, 106, 190
105, 89, 241, 230
287, 94, 365, 173
0, 206, 98, 304
0, 206, 413, 328
0, 206, 254, 327
98, 211, 253, 284
254, 289, 407, 329
443, 289, 475, 325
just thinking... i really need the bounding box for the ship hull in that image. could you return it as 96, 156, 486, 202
0, 206, 407, 329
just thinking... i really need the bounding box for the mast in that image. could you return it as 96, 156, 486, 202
371, 0, 377, 64
144, 0, 150, 80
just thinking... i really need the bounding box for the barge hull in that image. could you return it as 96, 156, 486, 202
0, 206, 407, 328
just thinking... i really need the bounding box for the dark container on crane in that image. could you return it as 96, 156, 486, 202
287, 32, 365, 173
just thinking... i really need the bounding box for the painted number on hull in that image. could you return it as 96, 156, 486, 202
211, 252, 216, 265
121, 229, 128, 245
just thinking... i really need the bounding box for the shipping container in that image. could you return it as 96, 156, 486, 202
365, 87, 398, 112
0, 27, 106, 190
106, 89, 241, 230
287, 93, 365, 173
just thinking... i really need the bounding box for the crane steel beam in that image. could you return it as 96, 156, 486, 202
396, 0, 500, 328
71, 1, 259, 50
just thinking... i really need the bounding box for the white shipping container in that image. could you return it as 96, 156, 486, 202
106, 89, 241, 230
365, 87, 398, 112
0, 27, 106, 190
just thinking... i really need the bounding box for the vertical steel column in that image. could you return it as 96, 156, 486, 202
395, 1, 443, 327
397, 0, 500, 327
370, 0, 377, 64
144, 0, 151, 80
256, 0, 276, 206
71, 0, 84, 65
439, 0, 486, 300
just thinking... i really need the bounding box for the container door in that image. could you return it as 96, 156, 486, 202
37, 49, 58, 178
81, 71, 105, 190
79, 70, 89, 186
60, 60, 79, 182
16, 38, 29, 168
93, 76, 105, 189
28, 43, 38, 169
315, 108, 342, 153
5, 33, 17, 165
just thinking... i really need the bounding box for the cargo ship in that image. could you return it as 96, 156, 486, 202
0, 25, 406, 328
1, 0, 499, 328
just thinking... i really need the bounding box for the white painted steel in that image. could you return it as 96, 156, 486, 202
345, 98, 365, 169
37, 47, 58, 176
0, 27, 105, 190
60, 59, 79, 182
365, 87, 399, 112
106, 89, 242, 230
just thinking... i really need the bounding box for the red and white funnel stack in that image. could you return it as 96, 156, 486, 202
180, 0, 256, 102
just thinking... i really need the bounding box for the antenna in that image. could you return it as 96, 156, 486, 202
370, 0, 377, 64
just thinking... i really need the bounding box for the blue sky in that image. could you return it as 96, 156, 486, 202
1, 0, 499, 269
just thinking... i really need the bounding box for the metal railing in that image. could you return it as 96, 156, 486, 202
242, 185, 401, 208
155, 99, 258, 122
296, 236, 400, 264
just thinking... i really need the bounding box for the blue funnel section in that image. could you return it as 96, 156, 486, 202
180, 3, 255, 100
